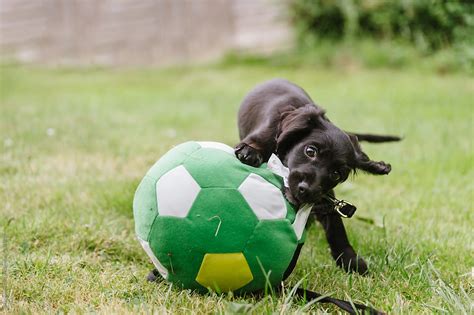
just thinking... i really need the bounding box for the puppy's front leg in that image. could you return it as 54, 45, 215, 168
314, 201, 368, 275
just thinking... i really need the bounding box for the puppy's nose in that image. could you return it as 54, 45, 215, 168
298, 182, 309, 195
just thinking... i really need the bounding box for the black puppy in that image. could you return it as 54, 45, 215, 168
235, 78, 400, 274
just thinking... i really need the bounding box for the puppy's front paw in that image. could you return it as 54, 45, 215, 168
333, 247, 368, 275
376, 161, 391, 174
235, 143, 263, 167
147, 269, 161, 282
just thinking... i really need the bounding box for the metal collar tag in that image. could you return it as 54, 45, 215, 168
324, 195, 357, 218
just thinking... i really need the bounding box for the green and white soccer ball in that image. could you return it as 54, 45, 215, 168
133, 141, 310, 293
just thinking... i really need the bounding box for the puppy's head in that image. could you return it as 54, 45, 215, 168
276, 105, 392, 205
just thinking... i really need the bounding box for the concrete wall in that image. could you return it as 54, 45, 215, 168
0, 0, 292, 66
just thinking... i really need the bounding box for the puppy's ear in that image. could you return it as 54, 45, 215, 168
349, 134, 392, 175
276, 105, 325, 157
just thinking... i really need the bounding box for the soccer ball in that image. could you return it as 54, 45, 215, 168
133, 141, 310, 293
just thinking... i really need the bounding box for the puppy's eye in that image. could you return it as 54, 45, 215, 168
330, 170, 341, 182
304, 145, 318, 158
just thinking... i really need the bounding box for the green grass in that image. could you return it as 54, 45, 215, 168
1, 61, 473, 314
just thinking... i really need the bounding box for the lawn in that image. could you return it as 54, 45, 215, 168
1, 61, 472, 313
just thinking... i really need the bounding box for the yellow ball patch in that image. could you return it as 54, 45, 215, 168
195, 253, 253, 292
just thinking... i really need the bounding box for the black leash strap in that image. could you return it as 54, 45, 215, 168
149, 267, 385, 313
294, 287, 385, 314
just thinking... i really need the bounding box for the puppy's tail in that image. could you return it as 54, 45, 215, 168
349, 132, 402, 143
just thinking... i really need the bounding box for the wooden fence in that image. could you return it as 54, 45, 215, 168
0, 0, 292, 66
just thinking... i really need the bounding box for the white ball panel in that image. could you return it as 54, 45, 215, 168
138, 237, 169, 279
197, 141, 234, 155
156, 165, 200, 218
292, 204, 312, 240
238, 173, 287, 220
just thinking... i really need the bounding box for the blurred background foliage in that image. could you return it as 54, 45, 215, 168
287, 0, 473, 73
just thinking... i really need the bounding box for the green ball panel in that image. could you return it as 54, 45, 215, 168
240, 220, 298, 292
149, 188, 259, 290
284, 199, 297, 223
186, 189, 259, 249
145, 142, 201, 181
148, 216, 203, 290
183, 148, 251, 189
133, 175, 158, 241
